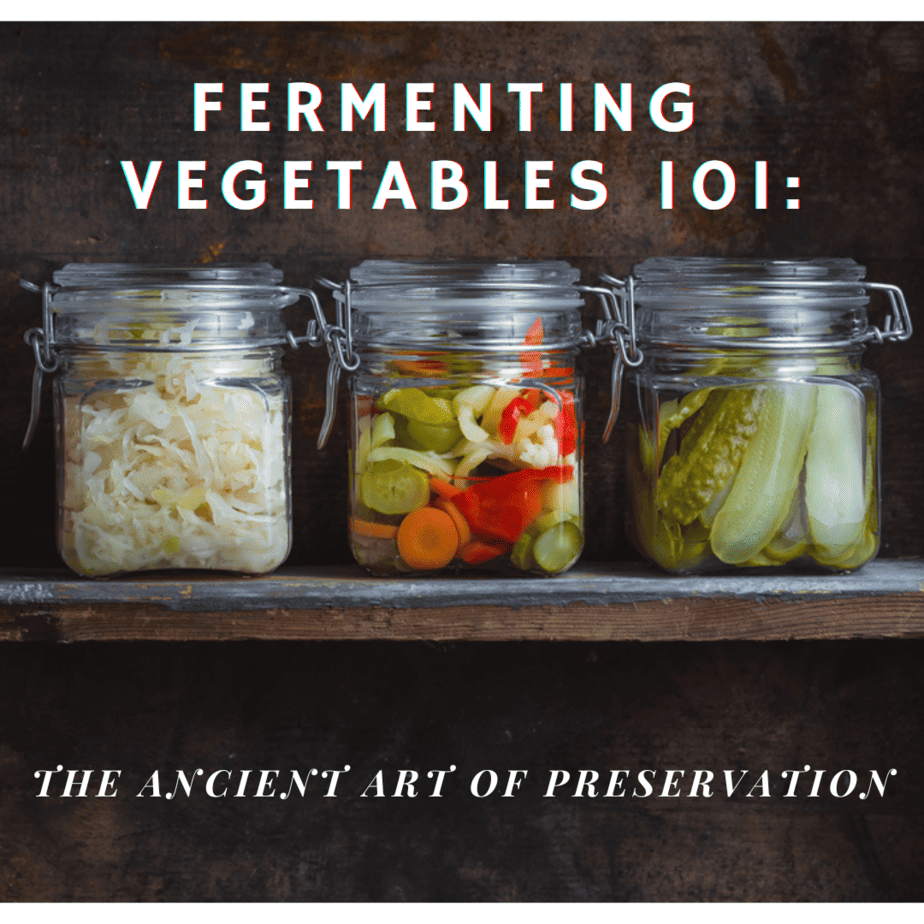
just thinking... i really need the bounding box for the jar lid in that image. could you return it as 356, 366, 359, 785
51, 262, 287, 291
631, 257, 872, 350
48, 263, 298, 350
634, 256, 866, 284
346, 260, 585, 350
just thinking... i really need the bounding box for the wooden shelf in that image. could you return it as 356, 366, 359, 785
1, 559, 923, 642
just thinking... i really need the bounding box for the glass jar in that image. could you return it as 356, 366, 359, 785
605, 257, 912, 574
313, 260, 594, 576
24, 264, 302, 577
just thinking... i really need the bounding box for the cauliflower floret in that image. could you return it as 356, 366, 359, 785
518, 423, 560, 468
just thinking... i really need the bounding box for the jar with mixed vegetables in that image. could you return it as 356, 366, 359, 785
614, 258, 911, 575
326, 261, 587, 576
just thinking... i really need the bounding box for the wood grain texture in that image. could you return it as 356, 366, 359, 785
1, 639, 922, 901
1, 21, 923, 902
2, 560, 924, 641
5, 595, 924, 643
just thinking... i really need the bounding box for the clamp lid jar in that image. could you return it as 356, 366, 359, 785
311, 260, 599, 577
630, 257, 905, 353
24, 263, 304, 578
608, 257, 912, 575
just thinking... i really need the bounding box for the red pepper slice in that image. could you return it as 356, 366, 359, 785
454, 479, 543, 543
519, 317, 544, 377
498, 395, 537, 445
542, 365, 574, 379
523, 318, 544, 344
457, 536, 510, 564
553, 392, 577, 457
452, 465, 574, 543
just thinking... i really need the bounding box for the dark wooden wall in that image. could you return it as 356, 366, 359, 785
2, 639, 923, 901
3, 21, 923, 568
1, 22, 923, 901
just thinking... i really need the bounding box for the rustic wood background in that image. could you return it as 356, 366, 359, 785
1, 21, 923, 901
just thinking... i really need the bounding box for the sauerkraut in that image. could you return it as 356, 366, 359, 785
59, 341, 290, 577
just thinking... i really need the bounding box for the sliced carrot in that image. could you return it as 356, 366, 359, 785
350, 517, 399, 540
457, 536, 510, 565
397, 507, 459, 570
434, 497, 471, 549
429, 476, 463, 500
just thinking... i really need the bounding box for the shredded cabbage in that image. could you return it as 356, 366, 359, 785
60, 344, 290, 577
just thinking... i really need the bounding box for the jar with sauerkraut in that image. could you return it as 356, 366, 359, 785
31, 264, 298, 577
611, 258, 912, 574
312, 261, 592, 576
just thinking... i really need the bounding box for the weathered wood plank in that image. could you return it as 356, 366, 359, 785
2, 560, 923, 641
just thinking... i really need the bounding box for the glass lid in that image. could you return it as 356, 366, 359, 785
47, 263, 298, 349
631, 257, 872, 350
346, 260, 585, 350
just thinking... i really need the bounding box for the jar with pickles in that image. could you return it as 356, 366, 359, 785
312, 261, 593, 576
605, 258, 912, 574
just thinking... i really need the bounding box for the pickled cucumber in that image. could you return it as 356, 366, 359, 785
761, 478, 809, 564
808, 387, 878, 570
532, 521, 582, 573
710, 384, 816, 564
657, 388, 762, 526
626, 430, 711, 573
804, 383, 866, 563
632, 369, 878, 574
655, 388, 712, 469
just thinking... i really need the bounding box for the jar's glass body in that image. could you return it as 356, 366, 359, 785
623, 258, 882, 575
626, 349, 879, 574
47, 264, 295, 577
343, 261, 585, 577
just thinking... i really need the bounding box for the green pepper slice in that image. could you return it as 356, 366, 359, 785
405, 418, 462, 453
378, 388, 454, 425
